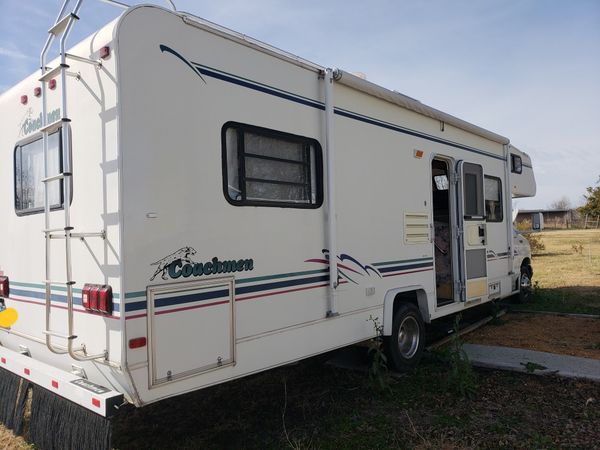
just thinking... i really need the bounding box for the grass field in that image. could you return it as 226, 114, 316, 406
520, 229, 600, 314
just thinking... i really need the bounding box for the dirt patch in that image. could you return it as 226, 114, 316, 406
465, 313, 600, 359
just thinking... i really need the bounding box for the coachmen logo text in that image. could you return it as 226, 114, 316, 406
150, 247, 253, 281
18, 108, 61, 137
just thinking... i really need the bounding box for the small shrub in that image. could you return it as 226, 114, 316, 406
445, 315, 477, 398
572, 242, 585, 254
366, 315, 391, 392
516, 220, 546, 254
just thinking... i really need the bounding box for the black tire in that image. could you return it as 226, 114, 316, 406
516, 264, 533, 303
385, 303, 425, 372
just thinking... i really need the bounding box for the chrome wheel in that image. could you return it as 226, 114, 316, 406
521, 272, 531, 290
517, 265, 533, 303
397, 316, 420, 359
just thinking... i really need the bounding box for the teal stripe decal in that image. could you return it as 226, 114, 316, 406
10, 281, 120, 300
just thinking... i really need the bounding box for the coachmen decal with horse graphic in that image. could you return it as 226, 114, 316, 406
150, 247, 254, 281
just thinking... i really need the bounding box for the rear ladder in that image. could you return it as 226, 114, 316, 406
40, 0, 107, 361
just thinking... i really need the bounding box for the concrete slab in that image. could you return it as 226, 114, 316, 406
464, 344, 600, 382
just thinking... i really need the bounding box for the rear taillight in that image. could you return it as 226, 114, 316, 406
0, 277, 9, 298
82, 284, 112, 315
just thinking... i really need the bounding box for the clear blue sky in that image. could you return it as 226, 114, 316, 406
1, 0, 599, 210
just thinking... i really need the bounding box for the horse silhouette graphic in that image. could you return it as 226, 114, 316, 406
150, 246, 197, 281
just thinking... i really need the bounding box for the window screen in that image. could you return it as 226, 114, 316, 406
462, 162, 484, 219
511, 154, 522, 174
484, 176, 503, 222
223, 123, 323, 208
14, 130, 64, 215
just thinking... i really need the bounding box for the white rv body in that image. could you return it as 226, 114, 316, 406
0, 5, 536, 412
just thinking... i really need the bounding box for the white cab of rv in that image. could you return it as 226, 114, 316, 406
0, 3, 536, 421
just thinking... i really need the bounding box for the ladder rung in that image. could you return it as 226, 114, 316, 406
43, 330, 77, 340
39, 117, 71, 134
48, 13, 79, 36
43, 228, 64, 234
39, 64, 70, 82
65, 53, 101, 66
44, 280, 76, 286
72, 231, 107, 239
42, 172, 72, 183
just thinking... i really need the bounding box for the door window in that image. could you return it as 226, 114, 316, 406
462, 163, 484, 219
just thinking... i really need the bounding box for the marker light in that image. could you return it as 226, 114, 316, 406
20, 95, 28, 105
0, 276, 9, 297
34, 87, 41, 97
128, 337, 147, 349
49, 79, 57, 90
99, 46, 110, 59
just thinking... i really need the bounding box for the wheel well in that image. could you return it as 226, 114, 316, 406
521, 257, 531, 268
393, 291, 419, 318
383, 287, 429, 335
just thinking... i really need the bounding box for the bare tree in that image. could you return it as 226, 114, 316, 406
549, 196, 572, 210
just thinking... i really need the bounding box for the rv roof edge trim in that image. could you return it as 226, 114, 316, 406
181, 14, 323, 74
335, 69, 511, 146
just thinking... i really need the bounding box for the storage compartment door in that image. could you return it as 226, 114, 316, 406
148, 278, 235, 387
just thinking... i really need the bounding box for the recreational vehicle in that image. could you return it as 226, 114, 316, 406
0, 1, 536, 447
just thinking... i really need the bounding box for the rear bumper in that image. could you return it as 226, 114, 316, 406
0, 345, 124, 417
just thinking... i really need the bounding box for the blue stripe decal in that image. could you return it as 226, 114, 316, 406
125, 300, 147, 312
373, 257, 433, 267
183, 53, 506, 162
10, 288, 121, 313
378, 262, 434, 274
155, 288, 229, 309
194, 63, 324, 110
333, 109, 505, 161
235, 274, 329, 296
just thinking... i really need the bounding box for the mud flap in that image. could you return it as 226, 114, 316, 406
29, 384, 112, 450
0, 367, 31, 434
0, 367, 114, 450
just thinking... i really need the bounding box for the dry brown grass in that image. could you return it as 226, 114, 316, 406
520, 229, 600, 315
533, 229, 600, 290
0, 426, 30, 450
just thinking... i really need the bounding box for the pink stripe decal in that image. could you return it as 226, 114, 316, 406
8, 296, 120, 320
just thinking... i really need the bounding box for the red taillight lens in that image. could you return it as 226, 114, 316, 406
34, 87, 41, 97
0, 276, 9, 297
20, 95, 28, 105
82, 283, 112, 315
98, 286, 113, 314
128, 337, 147, 349
49, 79, 57, 90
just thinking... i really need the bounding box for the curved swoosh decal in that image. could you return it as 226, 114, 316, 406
159, 44, 207, 84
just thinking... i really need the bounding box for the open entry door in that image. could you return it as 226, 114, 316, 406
456, 161, 488, 301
